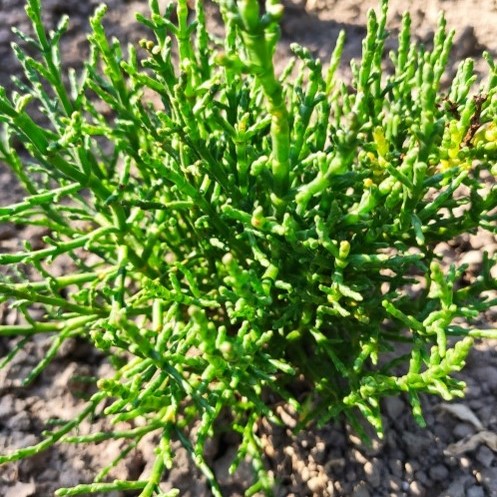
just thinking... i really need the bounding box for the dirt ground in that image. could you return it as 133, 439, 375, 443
1, 0, 497, 496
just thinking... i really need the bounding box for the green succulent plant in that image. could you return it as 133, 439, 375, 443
0, 0, 496, 495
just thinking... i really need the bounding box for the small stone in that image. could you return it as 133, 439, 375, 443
433, 424, 451, 443
467, 385, 482, 400
40, 468, 59, 481
2, 0, 23, 8
5, 309, 18, 326
474, 366, 497, 393
352, 482, 371, 497
307, 475, 326, 493
434, 242, 452, 257
445, 456, 459, 468
300, 466, 310, 483
405, 461, 420, 475
480, 467, 497, 495
364, 459, 383, 488
326, 481, 336, 497
0, 223, 16, 240
0, 28, 11, 46
475, 445, 495, 468
402, 431, 432, 458
459, 250, 483, 266
10, 433, 38, 450
324, 457, 346, 472
453, 422, 476, 439
362, 437, 383, 457
469, 232, 496, 250
0, 395, 16, 419
384, 396, 405, 419
276, 406, 296, 428
388, 475, 402, 492
466, 486, 485, 497
343, 482, 354, 495
388, 457, 403, 478
429, 464, 449, 482
352, 448, 368, 464
6, 410, 31, 431
477, 405, 496, 425
454, 26, 482, 59
415, 470, 429, 486
410, 481, 425, 497
437, 476, 473, 497
4, 481, 36, 497
345, 468, 357, 482
311, 441, 327, 464
348, 433, 362, 446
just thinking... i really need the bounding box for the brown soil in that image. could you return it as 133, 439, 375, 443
1, 1, 497, 496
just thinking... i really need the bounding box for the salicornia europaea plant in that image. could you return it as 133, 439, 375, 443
0, 0, 496, 495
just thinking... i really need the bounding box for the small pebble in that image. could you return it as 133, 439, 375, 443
10, 433, 38, 450
480, 467, 497, 495
300, 466, 310, 483
467, 385, 482, 399
352, 482, 371, 497
311, 441, 327, 464
40, 468, 59, 481
364, 459, 382, 488
410, 481, 425, 497
453, 422, 476, 439
352, 448, 368, 464
326, 481, 335, 497
466, 485, 485, 497
0, 28, 11, 46
6, 410, 31, 431
0, 395, 16, 419
433, 424, 451, 443
429, 464, 449, 482
415, 470, 429, 486
388, 457, 403, 478
324, 457, 346, 472
402, 432, 432, 457
477, 405, 495, 425
384, 396, 404, 419
434, 242, 452, 257
388, 475, 402, 492
475, 445, 495, 468
363, 437, 383, 457
446, 456, 459, 468
437, 475, 473, 497
342, 482, 353, 495
0, 223, 16, 240
474, 366, 497, 393
424, 413, 435, 425
405, 461, 420, 475
307, 475, 326, 493
345, 468, 357, 482
459, 249, 483, 266
469, 232, 495, 250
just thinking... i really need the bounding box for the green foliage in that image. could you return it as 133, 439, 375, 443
1, 0, 497, 494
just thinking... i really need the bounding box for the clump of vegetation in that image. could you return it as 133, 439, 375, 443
0, 0, 496, 494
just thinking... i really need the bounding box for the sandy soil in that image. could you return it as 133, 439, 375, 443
1, 1, 497, 496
